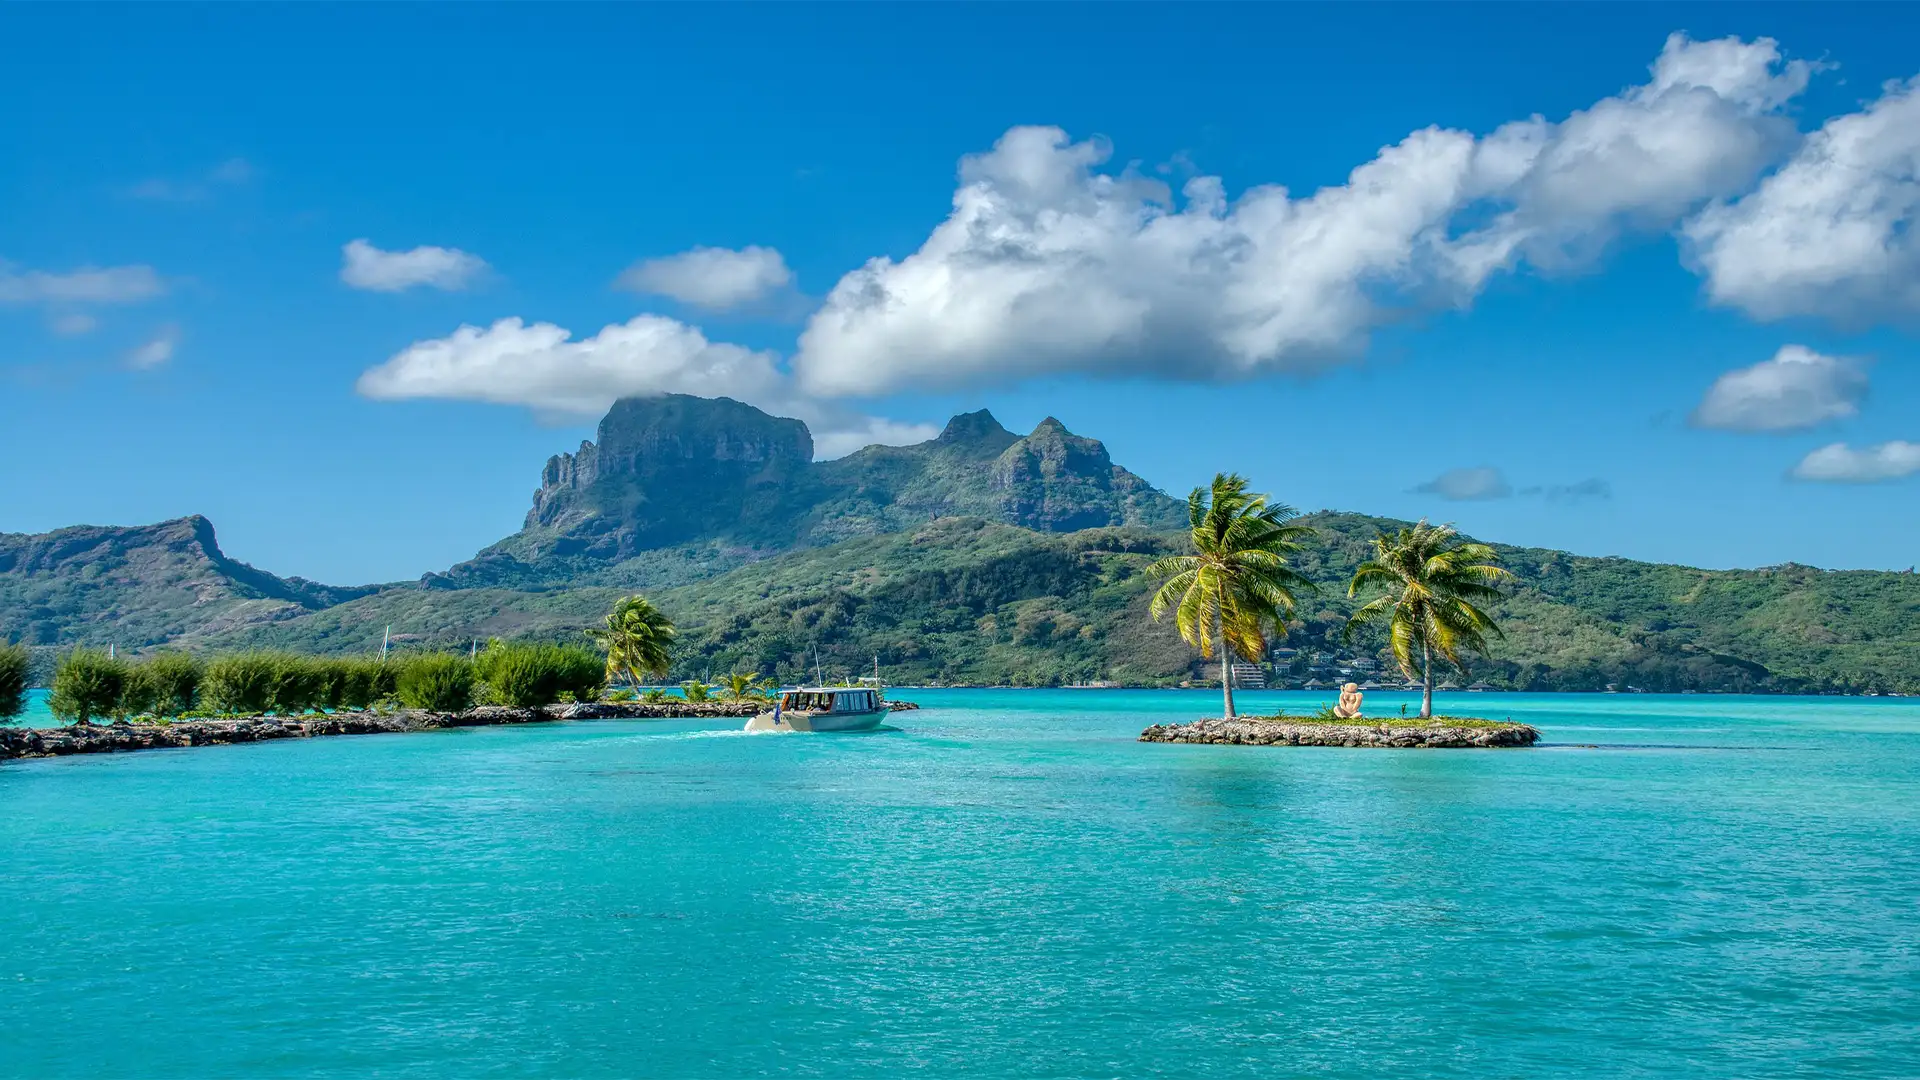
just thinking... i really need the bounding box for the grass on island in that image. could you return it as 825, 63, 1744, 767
1237, 713, 1530, 730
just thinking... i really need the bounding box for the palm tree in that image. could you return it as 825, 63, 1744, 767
720, 670, 772, 702
1345, 521, 1512, 719
1147, 473, 1316, 718
590, 595, 675, 690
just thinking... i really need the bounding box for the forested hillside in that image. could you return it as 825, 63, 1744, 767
194, 515, 1920, 694
7, 393, 1917, 695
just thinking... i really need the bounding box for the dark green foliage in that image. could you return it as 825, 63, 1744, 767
473, 641, 603, 707
49, 649, 129, 724
395, 653, 475, 712
327, 657, 391, 711
0, 642, 30, 722
120, 664, 162, 717
203, 653, 283, 715
270, 654, 325, 715
138, 653, 202, 717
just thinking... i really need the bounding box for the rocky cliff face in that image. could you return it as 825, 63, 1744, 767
522, 395, 813, 556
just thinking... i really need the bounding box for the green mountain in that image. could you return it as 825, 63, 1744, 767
433, 395, 1184, 589
0, 515, 381, 648
5, 394, 1918, 694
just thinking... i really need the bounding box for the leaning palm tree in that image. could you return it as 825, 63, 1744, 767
1346, 521, 1513, 719
1147, 473, 1316, 719
590, 595, 676, 690
720, 670, 772, 702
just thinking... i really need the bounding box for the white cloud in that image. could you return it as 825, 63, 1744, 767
794, 34, 1811, 396
49, 313, 98, 336
809, 414, 943, 460
0, 262, 166, 305
1690, 345, 1868, 431
1792, 441, 1920, 483
616, 245, 794, 310
126, 324, 179, 370
1413, 467, 1513, 501
340, 239, 489, 292
1685, 77, 1920, 323
355, 315, 934, 459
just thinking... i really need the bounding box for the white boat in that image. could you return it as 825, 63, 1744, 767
744, 686, 889, 733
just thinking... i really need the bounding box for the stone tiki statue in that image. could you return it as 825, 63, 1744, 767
1333, 682, 1364, 719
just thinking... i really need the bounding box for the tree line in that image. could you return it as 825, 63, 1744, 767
0, 594, 790, 726
17, 642, 606, 725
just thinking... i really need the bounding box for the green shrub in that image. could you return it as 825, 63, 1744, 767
640, 689, 669, 703
604, 687, 636, 703
474, 641, 605, 707
139, 653, 203, 717
121, 664, 162, 717
49, 649, 130, 724
396, 653, 475, 713
0, 642, 31, 723
680, 679, 712, 702
270, 653, 325, 715
310, 658, 349, 711
319, 656, 391, 711
203, 653, 282, 715
550, 645, 604, 702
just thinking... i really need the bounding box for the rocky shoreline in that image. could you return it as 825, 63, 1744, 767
1139, 716, 1540, 749
1, 699, 920, 762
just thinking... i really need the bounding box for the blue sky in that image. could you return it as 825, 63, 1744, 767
4, 4, 1918, 583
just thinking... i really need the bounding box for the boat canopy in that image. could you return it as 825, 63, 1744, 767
779, 688, 882, 713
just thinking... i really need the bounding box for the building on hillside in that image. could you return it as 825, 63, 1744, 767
1230, 662, 1267, 689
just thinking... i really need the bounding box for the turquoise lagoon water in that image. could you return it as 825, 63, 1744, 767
3, 689, 1916, 1078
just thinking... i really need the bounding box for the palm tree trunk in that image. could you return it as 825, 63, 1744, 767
1218, 610, 1235, 719
1421, 638, 1434, 719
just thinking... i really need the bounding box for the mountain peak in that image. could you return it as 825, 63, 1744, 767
597, 393, 814, 459
1030, 416, 1071, 437
512, 393, 815, 566
936, 408, 1013, 444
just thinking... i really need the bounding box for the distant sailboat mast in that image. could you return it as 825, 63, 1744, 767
381, 625, 391, 661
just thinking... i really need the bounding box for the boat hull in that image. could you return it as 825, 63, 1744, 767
744, 708, 887, 733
